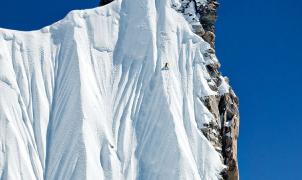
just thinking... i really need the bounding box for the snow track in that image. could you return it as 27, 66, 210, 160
0, 0, 226, 179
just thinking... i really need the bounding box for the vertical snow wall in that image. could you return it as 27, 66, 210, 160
0, 0, 239, 179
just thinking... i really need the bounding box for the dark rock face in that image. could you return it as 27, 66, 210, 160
99, 0, 114, 6
219, 92, 239, 180
195, 1, 240, 180
173, 0, 240, 179
172, 0, 218, 48
198, 0, 219, 32
200, 65, 239, 180
196, 0, 219, 47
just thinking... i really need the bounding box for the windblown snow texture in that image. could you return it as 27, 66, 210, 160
0, 0, 228, 179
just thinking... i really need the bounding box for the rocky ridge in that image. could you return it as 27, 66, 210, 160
173, 1, 240, 179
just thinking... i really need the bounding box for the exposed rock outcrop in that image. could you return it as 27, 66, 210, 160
172, 0, 219, 48
189, 1, 239, 180
199, 52, 239, 180
173, 0, 240, 179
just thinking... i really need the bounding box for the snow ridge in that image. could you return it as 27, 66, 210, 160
0, 0, 227, 179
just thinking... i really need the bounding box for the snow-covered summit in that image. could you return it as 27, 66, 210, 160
0, 0, 238, 179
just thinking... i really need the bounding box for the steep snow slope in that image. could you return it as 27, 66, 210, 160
0, 0, 232, 179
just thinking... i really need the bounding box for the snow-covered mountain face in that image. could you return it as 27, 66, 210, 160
0, 0, 239, 180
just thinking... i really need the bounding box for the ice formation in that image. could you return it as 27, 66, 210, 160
0, 0, 238, 179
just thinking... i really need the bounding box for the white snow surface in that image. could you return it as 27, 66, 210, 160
0, 0, 226, 179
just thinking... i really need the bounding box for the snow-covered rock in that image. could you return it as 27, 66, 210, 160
0, 0, 239, 179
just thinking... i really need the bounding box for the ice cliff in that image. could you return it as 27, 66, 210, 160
0, 0, 239, 179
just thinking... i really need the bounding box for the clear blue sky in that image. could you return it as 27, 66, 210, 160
216, 1, 302, 179
0, 0, 301, 179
